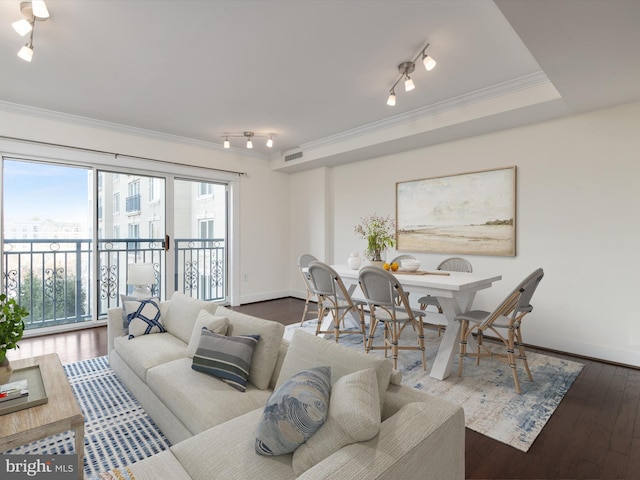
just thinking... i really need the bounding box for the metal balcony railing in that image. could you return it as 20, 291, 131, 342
2, 237, 226, 330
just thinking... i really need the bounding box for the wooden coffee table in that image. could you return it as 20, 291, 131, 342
0, 353, 84, 475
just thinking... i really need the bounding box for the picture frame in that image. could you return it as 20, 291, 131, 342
396, 166, 516, 256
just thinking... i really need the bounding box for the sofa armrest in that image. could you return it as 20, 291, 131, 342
107, 307, 125, 354
296, 401, 465, 480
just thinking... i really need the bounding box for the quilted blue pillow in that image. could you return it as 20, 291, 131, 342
123, 298, 165, 339
255, 366, 331, 456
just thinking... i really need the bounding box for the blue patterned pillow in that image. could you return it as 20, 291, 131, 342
192, 329, 260, 392
255, 366, 331, 456
123, 298, 165, 339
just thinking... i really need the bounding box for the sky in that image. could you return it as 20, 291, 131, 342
3, 159, 90, 224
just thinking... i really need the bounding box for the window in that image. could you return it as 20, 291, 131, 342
128, 223, 139, 238
198, 182, 213, 197
126, 180, 141, 213
113, 192, 120, 214
113, 225, 120, 239
149, 178, 160, 203
199, 219, 214, 239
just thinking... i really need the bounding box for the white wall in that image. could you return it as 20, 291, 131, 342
289, 101, 640, 367
0, 107, 291, 306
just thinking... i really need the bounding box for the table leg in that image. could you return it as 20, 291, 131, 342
75, 420, 84, 478
429, 292, 477, 380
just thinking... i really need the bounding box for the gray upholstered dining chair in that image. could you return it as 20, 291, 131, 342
297, 253, 318, 325
418, 257, 473, 334
358, 266, 427, 370
457, 268, 544, 394
307, 261, 367, 347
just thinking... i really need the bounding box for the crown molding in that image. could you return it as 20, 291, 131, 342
0, 100, 271, 159
298, 71, 552, 152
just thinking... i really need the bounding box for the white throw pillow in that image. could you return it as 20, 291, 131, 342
164, 291, 218, 344
292, 368, 381, 475
186, 311, 230, 358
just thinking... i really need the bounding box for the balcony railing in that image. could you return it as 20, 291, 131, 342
2, 237, 226, 331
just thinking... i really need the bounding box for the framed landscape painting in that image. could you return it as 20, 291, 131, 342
396, 166, 516, 256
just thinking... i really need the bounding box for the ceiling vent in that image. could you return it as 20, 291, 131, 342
284, 151, 303, 162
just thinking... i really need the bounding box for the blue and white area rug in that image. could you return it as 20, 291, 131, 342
5, 356, 171, 478
286, 320, 583, 452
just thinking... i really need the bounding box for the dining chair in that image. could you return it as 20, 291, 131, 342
307, 261, 367, 347
389, 254, 416, 266
358, 266, 427, 370
297, 254, 318, 325
456, 268, 544, 393
388, 254, 417, 306
418, 257, 473, 335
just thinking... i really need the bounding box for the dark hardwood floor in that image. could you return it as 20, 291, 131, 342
10, 297, 640, 479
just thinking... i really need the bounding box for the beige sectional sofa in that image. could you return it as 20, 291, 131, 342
105, 292, 465, 479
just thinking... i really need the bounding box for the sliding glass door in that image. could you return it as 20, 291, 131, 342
173, 179, 227, 300
2, 155, 231, 334
96, 171, 167, 315
2, 159, 93, 330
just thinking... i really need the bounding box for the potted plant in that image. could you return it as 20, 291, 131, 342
354, 214, 396, 263
0, 293, 29, 384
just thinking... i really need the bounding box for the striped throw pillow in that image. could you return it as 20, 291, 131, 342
191, 329, 260, 392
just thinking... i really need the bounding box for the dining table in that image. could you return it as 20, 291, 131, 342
329, 264, 502, 380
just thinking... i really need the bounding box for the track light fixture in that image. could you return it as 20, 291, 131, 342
11, 1, 50, 63
386, 42, 436, 106
221, 132, 276, 149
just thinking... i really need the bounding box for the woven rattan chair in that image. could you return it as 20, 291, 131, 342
358, 266, 427, 370
418, 257, 473, 335
388, 254, 416, 305
298, 254, 318, 325
307, 261, 367, 347
457, 268, 544, 394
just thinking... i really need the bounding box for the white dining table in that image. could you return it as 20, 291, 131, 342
330, 264, 502, 380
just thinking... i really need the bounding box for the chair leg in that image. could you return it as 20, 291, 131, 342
416, 319, 427, 371
515, 327, 533, 382
390, 322, 399, 371
333, 309, 341, 343
315, 303, 325, 337
300, 292, 311, 325
507, 326, 522, 394
458, 320, 468, 378
358, 306, 367, 350
366, 316, 379, 354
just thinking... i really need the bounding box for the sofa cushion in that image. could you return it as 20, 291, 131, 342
124, 298, 165, 338
277, 330, 393, 411
147, 358, 273, 435
292, 368, 381, 475
164, 291, 218, 344
255, 366, 331, 456
109, 450, 192, 480
185, 311, 229, 358
170, 409, 297, 480
216, 306, 285, 390
114, 333, 187, 381
192, 330, 260, 392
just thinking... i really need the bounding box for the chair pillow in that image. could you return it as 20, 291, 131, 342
185, 311, 229, 358
292, 368, 381, 475
165, 291, 218, 344
255, 366, 331, 456
192, 330, 260, 392
123, 298, 165, 339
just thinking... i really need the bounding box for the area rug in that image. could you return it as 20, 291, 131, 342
285, 320, 583, 452
5, 356, 171, 478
